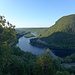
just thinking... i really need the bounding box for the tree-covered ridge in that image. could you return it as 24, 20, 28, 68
24, 33, 35, 38
41, 14, 75, 37
33, 14, 75, 49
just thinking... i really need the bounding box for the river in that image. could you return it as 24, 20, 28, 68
16, 34, 46, 55
16, 33, 64, 61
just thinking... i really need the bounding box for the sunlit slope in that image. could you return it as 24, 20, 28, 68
42, 14, 75, 37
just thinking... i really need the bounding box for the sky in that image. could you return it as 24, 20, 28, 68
0, 0, 75, 28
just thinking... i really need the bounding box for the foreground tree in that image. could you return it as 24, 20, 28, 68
33, 49, 56, 75
0, 16, 16, 74
0, 16, 16, 45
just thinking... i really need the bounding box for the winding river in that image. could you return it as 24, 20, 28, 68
16, 33, 64, 61
16, 33, 46, 55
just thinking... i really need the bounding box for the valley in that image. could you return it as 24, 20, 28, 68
1, 14, 75, 75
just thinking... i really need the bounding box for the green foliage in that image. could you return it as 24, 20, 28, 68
30, 14, 75, 51
0, 16, 16, 44
32, 49, 65, 75
66, 66, 75, 74
15, 29, 30, 39
0, 45, 37, 75
39, 14, 75, 49
24, 33, 35, 38
11, 47, 37, 75
0, 16, 16, 75
56, 71, 70, 75
33, 52, 55, 75
9, 55, 28, 75
0, 44, 12, 75
16, 28, 47, 37
64, 53, 75, 63
42, 14, 75, 37
0, 15, 75, 75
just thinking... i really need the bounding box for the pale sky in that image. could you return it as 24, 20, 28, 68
0, 0, 75, 28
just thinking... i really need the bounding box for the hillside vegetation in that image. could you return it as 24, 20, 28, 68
24, 33, 35, 38
31, 14, 75, 50
16, 28, 47, 36
41, 14, 75, 37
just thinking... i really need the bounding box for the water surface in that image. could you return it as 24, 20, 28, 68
17, 35, 46, 55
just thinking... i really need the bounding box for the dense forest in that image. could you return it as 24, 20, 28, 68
1, 15, 75, 75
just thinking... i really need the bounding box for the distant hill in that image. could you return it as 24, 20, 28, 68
16, 28, 47, 36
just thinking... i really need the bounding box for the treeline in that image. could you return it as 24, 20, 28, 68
16, 28, 47, 37
14, 30, 30, 45
24, 33, 35, 38
15, 29, 30, 39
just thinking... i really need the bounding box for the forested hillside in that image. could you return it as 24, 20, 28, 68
41, 14, 75, 37
31, 14, 75, 50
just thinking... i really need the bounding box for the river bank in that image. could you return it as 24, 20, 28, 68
30, 38, 75, 57
16, 32, 31, 39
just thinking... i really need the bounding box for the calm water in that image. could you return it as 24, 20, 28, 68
16, 35, 63, 61
17, 35, 46, 55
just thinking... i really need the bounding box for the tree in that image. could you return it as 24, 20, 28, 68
0, 15, 16, 45
33, 49, 56, 75
56, 71, 70, 75
0, 16, 16, 75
